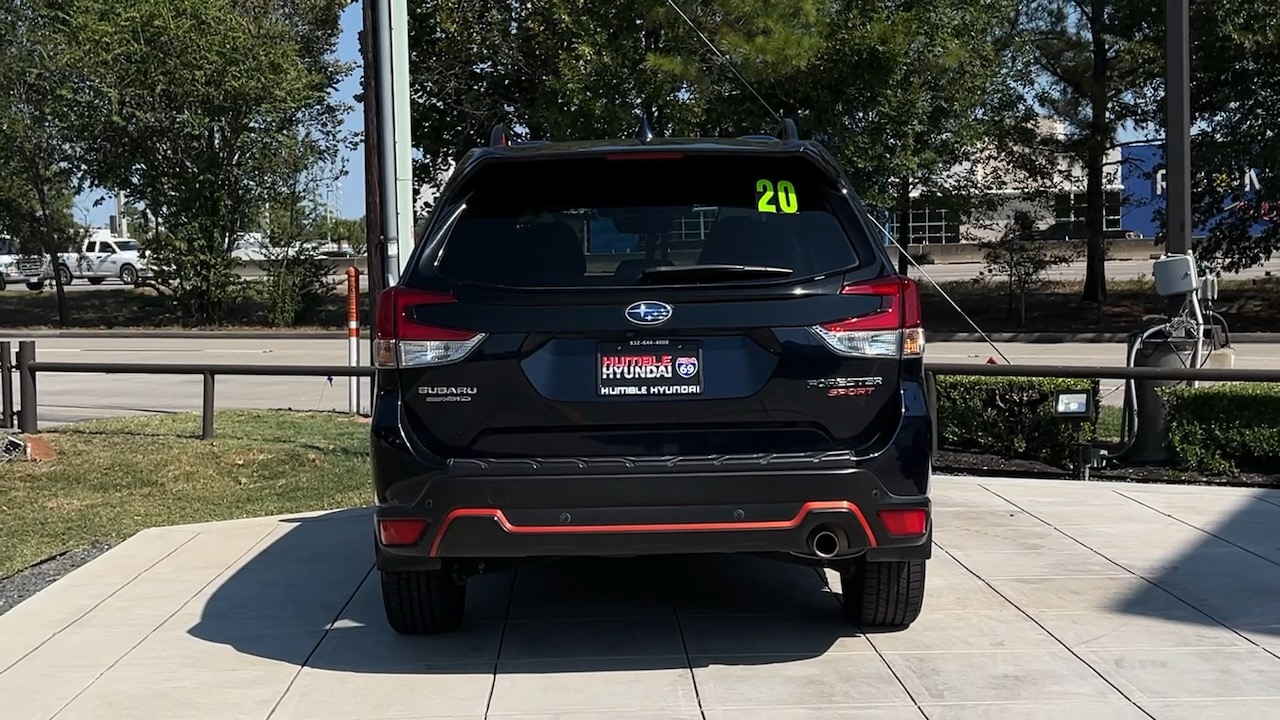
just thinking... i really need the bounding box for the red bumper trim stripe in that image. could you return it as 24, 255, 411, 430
428, 500, 877, 557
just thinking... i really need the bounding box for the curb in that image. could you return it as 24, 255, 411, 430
5, 329, 1279, 343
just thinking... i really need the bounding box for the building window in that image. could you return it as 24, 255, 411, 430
885, 202, 961, 244
1053, 191, 1122, 231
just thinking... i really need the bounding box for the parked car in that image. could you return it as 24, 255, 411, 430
0, 236, 51, 291
369, 121, 933, 634
56, 236, 149, 286
231, 235, 268, 262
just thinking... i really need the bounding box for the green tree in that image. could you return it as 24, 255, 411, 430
327, 216, 366, 255
406, 1, 1043, 270
795, 0, 1044, 265
253, 133, 339, 327
1176, 2, 1280, 273
0, 0, 86, 323
1019, 0, 1162, 305
406, 0, 830, 184
64, 0, 352, 324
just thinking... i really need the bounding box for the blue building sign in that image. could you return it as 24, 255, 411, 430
1120, 142, 1269, 238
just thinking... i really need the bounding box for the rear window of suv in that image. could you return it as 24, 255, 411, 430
428, 153, 868, 288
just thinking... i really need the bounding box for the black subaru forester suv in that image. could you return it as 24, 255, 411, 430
370, 121, 933, 634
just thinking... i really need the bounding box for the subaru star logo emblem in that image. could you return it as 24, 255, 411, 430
625, 301, 672, 326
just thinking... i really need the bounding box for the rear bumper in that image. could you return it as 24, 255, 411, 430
371, 372, 933, 571
376, 489, 930, 573
373, 446, 931, 573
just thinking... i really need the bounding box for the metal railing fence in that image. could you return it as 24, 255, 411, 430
6, 340, 1280, 440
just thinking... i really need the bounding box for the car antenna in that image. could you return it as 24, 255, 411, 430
637, 112, 657, 143
665, 0, 1009, 364
662, 0, 782, 123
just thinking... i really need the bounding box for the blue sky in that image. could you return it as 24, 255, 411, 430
77, 3, 367, 226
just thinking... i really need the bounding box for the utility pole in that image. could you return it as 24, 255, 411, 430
1165, 0, 1192, 316
360, 0, 387, 346
115, 191, 128, 238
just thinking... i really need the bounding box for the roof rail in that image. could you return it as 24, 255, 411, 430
489, 122, 511, 147
772, 118, 799, 142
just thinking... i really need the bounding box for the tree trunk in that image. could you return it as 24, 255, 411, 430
47, 247, 68, 327
31, 176, 69, 328
1081, 148, 1107, 305
1080, 0, 1110, 306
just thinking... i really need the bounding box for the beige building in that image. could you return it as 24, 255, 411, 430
884, 118, 1127, 245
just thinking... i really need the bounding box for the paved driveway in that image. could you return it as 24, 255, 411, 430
3, 475, 1279, 719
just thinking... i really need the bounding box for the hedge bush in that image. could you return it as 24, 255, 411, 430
936, 376, 1100, 467
1159, 382, 1280, 475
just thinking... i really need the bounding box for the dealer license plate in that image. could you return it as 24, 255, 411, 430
597, 340, 703, 397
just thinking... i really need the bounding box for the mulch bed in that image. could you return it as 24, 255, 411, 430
0, 543, 115, 616
937, 449, 1280, 489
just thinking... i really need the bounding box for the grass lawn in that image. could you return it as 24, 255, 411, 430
0, 410, 370, 578
923, 277, 1280, 333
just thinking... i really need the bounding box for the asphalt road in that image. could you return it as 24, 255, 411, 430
9, 336, 1280, 425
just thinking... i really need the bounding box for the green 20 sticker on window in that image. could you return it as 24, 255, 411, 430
756, 179, 798, 214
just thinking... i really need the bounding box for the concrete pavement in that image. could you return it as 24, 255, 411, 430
3, 475, 1279, 718
10, 336, 1280, 424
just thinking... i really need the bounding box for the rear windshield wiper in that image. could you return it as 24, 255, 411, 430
638, 264, 794, 284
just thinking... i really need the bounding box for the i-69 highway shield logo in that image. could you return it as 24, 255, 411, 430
675, 356, 699, 378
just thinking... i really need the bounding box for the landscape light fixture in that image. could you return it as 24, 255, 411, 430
1052, 389, 1096, 422
1051, 388, 1100, 481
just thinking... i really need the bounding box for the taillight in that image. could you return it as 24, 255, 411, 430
377, 518, 429, 546
373, 287, 486, 369
878, 508, 928, 537
810, 276, 924, 358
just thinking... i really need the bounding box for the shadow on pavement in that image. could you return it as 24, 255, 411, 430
186, 508, 868, 673
1115, 491, 1280, 643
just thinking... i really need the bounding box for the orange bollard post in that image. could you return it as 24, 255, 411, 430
346, 266, 361, 414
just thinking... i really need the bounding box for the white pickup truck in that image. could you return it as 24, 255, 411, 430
0, 236, 52, 292
57, 236, 150, 286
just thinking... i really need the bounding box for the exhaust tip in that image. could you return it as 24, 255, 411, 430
810, 529, 840, 559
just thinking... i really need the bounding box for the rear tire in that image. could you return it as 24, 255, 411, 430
380, 567, 467, 635
56, 265, 72, 286
119, 264, 138, 286
840, 559, 926, 629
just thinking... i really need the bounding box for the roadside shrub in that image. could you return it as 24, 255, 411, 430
936, 376, 1100, 467
1159, 383, 1280, 475
255, 250, 335, 327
